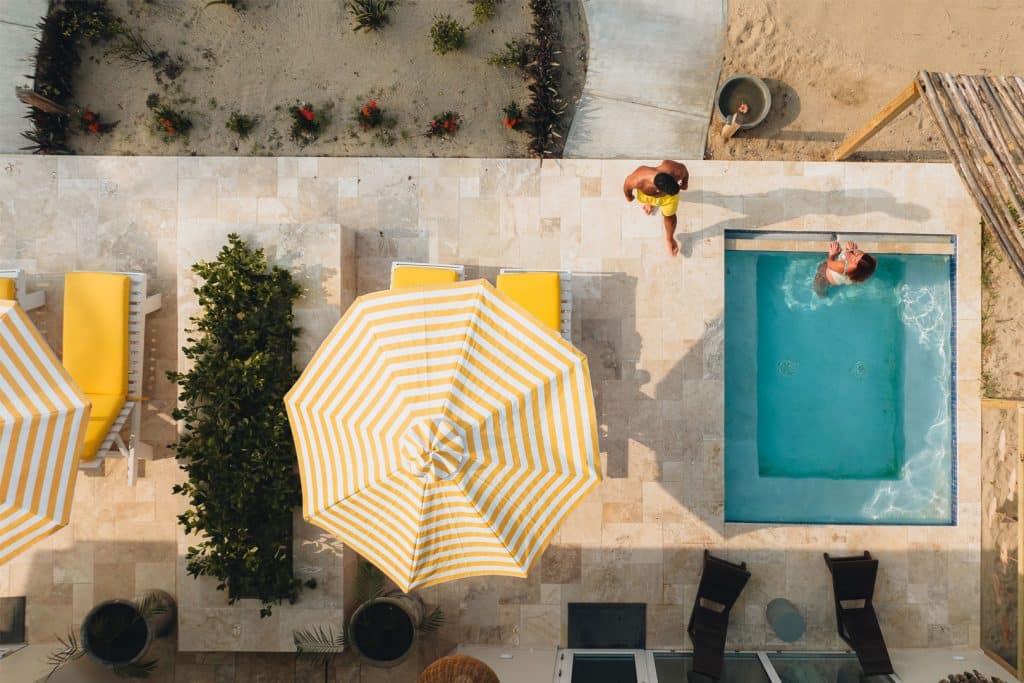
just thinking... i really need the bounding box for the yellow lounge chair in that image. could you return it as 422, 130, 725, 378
63, 271, 161, 485
496, 268, 572, 341
390, 261, 466, 289
0, 268, 46, 310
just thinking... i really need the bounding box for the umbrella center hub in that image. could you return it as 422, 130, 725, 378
401, 417, 467, 483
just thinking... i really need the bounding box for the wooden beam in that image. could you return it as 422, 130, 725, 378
832, 81, 921, 161
1018, 404, 1023, 682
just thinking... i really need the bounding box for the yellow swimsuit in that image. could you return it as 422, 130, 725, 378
635, 189, 680, 217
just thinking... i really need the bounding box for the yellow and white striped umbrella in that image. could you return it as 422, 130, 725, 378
0, 300, 89, 564
285, 280, 601, 592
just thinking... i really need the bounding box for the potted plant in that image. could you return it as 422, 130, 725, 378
47, 590, 176, 680
295, 560, 443, 676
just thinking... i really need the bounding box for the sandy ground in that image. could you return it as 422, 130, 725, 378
67, 0, 585, 157
707, 0, 1024, 163
983, 230, 1024, 399
981, 406, 1019, 669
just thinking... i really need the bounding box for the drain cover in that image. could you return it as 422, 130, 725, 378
777, 359, 798, 376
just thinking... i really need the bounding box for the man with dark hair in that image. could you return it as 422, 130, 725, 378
623, 160, 689, 256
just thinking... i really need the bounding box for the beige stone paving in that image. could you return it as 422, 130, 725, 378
0, 156, 981, 680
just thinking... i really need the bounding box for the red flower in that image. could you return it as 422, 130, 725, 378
361, 106, 371, 117
83, 109, 97, 122
87, 122, 101, 133
299, 107, 315, 121
368, 100, 377, 109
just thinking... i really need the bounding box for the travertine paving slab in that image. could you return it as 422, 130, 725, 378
0, 156, 982, 680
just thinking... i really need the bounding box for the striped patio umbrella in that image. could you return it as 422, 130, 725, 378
0, 300, 90, 564
285, 280, 600, 592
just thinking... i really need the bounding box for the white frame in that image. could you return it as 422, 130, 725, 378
498, 268, 573, 341
0, 268, 45, 311
555, 649, 651, 683
72, 271, 162, 486
389, 261, 465, 288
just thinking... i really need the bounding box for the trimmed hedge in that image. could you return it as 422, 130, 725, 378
524, 0, 567, 158
25, 0, 120, 153
168, 234, 304, 617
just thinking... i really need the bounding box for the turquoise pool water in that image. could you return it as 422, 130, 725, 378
725, 249, 954, 524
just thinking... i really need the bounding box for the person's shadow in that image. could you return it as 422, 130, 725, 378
677, 188, 932, 257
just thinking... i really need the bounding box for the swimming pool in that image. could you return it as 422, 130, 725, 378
724, 248, 955, 524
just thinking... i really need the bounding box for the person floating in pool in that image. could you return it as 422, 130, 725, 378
814, 240, 877, 297
622, 160, 689, 256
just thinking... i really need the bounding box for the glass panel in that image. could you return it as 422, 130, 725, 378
571, 653, 638, 683
766, 653, 895, 682
651, 652, 769, 682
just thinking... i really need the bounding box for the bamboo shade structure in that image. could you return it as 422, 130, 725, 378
915, 71, 1024, 280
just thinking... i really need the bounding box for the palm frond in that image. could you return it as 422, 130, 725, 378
294, 624, 346, 666
46, 629, 85, 681
354, 560, 386, 603
112, 659, 158, 679
418, 606, 445, 633
136, 591, 169, 620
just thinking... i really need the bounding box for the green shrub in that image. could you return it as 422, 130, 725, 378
288, 101, 332, 145
486, 38, 533, 70
471, 0, 499, 22
348, 0, 396, 32
151, 105, 192, 141
430, 14, 467, 54
168, 234, 304, 617
226, 111, 258, 138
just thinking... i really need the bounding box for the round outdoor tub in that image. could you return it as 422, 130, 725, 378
715, 74, 772, 130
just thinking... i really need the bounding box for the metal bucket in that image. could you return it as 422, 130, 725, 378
715, 74, 772, 130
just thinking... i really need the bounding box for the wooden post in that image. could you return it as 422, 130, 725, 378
1018, 404, 1024, 682
832, 81, 921, 161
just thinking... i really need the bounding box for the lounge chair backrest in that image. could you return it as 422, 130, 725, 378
829, 557, 878, 604
697, 550, 751, 610
62, 272, 130, 397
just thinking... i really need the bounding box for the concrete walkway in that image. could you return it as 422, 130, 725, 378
564, 0, 727, 159
0, 1, 48, 153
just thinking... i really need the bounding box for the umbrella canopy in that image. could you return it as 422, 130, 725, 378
0, 300, 90, 564
286, 280, 600, 591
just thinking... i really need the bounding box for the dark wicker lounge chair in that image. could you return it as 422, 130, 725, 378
824, 551, 895, 676
687, 550, 751, 680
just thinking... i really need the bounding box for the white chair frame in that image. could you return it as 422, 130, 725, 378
0, 268, 45, 311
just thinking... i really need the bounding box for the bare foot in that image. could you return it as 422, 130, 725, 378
642, 204, 655, 216
666, 235, 679, 256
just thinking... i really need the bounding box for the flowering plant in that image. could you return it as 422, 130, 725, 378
288, 101, 330, 144
502, 102, 524, 131
357, 100, 383, 130
79, 108, 116, 134
152, 106, 192, 140
427, 111, 461, 137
